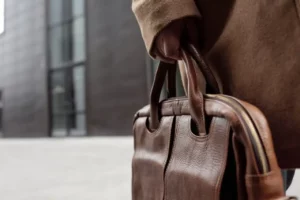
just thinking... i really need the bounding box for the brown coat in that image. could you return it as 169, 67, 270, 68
132, 0, 300, 168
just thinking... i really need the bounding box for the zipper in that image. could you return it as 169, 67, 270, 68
206, 94, 270, 174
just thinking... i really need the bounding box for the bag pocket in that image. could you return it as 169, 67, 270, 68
132, 116, 174, 200
164, 116, 231, 200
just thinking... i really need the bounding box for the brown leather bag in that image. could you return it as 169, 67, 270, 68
132, 45, 296, 200
132, 0, 300, 168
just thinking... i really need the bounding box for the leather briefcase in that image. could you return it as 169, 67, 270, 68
132, 0, 300, 168
132, 45, 296, 199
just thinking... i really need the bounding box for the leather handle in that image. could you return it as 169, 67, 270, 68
150, 46, 207, 134
187, 44, 223, 94
181, 48, 206, 134
166, 44, 223, 98
150, 62, 173, 131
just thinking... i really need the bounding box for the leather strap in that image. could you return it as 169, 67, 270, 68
165, 44, 223, 97
187, 44, 223, 94
150, 47, 207, 134
167, 65, 177, 98
181, 49, 206, 134
150, 62, 174, 131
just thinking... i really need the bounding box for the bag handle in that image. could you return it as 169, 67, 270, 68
150, 45, 208, 134
166, 44, 223, 98
150, 61, 175, 130
188, 44, 223, 94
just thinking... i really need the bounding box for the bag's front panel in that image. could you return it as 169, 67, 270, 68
164, 116, 231, 200
132, 116, 174, 200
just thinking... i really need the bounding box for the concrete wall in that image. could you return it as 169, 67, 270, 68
85, 0, 148, 136
0, 0, 49, 137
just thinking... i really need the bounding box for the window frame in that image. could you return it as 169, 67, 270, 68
46, 0, 87, 137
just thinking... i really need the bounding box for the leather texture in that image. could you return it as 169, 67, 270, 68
132, 0, 300, 168
132, 116, 174, 200
132, 48, 295, 199
164, 116, 230, 200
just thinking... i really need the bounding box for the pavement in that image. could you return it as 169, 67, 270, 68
0, 137, 133, 200
0, 137, 298, 200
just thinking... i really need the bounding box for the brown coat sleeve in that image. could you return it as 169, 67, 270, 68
132, 0, 201, 54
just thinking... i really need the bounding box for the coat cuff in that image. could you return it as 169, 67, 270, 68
132, 0, 201, 55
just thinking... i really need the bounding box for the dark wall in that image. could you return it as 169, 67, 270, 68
86, 0, 148, 135
0, 0, 49, 137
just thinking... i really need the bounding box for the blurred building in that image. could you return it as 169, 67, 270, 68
0, 0, 155, 137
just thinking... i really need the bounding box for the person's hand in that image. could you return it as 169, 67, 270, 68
152, 17, 201, 63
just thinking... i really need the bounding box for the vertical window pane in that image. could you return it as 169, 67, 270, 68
48, 0, 86, 137
49, 26, 63, 67
68, 66, 85, 136
48, 0, 63, 25
51, 71, 68, 137
49, 24, 73, 67
72, 17, 86, 63
63, 0, 73, 21
72, 0, 84, 17
52, 115, 67, 137
49, 0, 72, 25
72, 66, 85, 111
51, 71, 66, 114
49, 17, 85, 68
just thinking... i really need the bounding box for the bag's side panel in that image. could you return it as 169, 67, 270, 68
164, 116, 231, 200
240, 101, 285, 200
132, 116, 174, 200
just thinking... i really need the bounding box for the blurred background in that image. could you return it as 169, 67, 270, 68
0, 0, 298, 199
0, 0, 150, 138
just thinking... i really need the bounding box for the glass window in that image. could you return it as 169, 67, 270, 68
50, 66, 85, 136
48, 0, 63, 25
52, 114, 67, 137
48, 0, 72, 25
51, 71, 66, 115
49, 0, 84, 26
48, 0, 86, 137
72, 0, 85, 17
51, 71, 68, 137
49, 25, 70, 67
49, 18, 85, 68
72, 17, 86, 63
72, 66, 85, 112
51, 68, 84, 114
